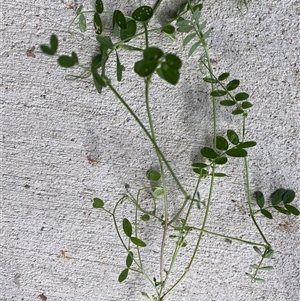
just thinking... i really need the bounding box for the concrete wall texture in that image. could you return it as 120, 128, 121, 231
1, 0, 299, 300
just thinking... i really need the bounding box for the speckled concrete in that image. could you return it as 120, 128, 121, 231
1, 0, 299, 300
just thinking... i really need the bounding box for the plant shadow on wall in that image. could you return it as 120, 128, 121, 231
40, 0, 298, 300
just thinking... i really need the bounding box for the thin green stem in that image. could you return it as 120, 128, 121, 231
106, 81, 188, 198
145, 76, 168, 282
153, 0, 165, 15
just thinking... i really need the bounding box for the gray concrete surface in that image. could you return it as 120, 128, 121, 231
1, 0, 299, 300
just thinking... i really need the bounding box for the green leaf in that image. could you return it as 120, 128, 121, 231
242, 101, 253, 108
200, 147, 218, 159
130, 236, 146, 247
40, 34, 58, 55
253, 278, 265, 283
91, 54, 102, 69
273, 205, 290, 215
94, 13, 102, 34
235, 92, 249, 101
92, 69, 106, 86
141, 214, 150, 221
226, 79, 240, 91
143, 47, 164, 61
203, 77, 218, 84
227, 130, 239, 145
118, 268, 128, 283
232, 108, 244, 115
220, 100, 236, 106
93, 197, 104, 208
191, 163, 208, 169
259, 266, 274, 271
250, 264, 259, 269
152, 187, 164, 199
95, 0, 104, 14
57, 52, 78, 68
271, 188, 286, 206
214, 157, 228, 164
176, 18, 190, 26
96, 36, 114, 49
126, 252, 133, 268
123, 218, 132, 237
254, 191, 265, 208
76, 5, 83, 16
202, 29, 211, 41
215, 136, 229, 150
210, 90, 227, 97
253, 246, 262, 256
263, 248, 274, 258
177, 25, 194, 33
146, 170, 161, 181
226, 148, 247, 157
134, 59, 158, 77
213, 173, 227, 177
120, 20, 137, 41
193, 4, 203, 11
260, 209, 272, 219
193, 168, 208, 176
161, 25, 175, 34
157, 63, 180, 85
237, 141, 257, 148
113, 10, 127, 29
188, 41, 201, 56
132, 6, 153, 22
79, 13, 86, 32
218, 72, 230, 81
284, 204, 300, 216
183, 32, 197, 46
141, 292, 151, 299
116, 52, 122, 81
165, 53, 182, 70
282, 189, 296, 203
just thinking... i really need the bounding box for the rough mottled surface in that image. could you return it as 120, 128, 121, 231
1, 0, 299, 300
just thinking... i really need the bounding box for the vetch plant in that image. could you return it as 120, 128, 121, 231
40, 0, 298, 299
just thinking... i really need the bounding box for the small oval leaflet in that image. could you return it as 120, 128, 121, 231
227, 129, 239, 145
118, 268, 128, 283
94, 13, 102, 34
40, 34, 58, 56
147, 170, 161, 181
260, 209, 272, 219
226, 148, 247, 157
123, 218, 132, 237
237, 141, 257, 148
161, 25, 175, 34
93, 197, 104, 208
218, 72, 230, 81
215, 136, 229, 150
254, 191, 265, 208
143, 47, 164, 61
211, 90, 227, 97
113, 10, 127, 29
165, 53, 182, 70
95, 0, 104, 14
226, 79, 240, 91
235, 92, 249, 101
130, 236, 147, 247
132, 6, 153, 22
126, 252, 134, 268
57, 52, 78, 68
200, 147, 218, 159
214, 157, 228, 165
